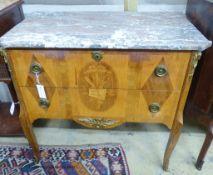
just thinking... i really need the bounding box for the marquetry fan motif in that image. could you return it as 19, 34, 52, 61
78, 62, 118, 111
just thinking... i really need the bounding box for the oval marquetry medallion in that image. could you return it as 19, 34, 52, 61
78, 62, 117, 111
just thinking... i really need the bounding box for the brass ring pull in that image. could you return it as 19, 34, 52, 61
92, 51, 103, 62
31, 62, 42, 74
155, 64, 167, 77
149, 103, 160, 113
39, 98, 50, 109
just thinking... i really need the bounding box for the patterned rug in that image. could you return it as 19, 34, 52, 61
0, 143, 129, 175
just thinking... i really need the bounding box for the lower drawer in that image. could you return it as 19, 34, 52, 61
20, 87, 181, 128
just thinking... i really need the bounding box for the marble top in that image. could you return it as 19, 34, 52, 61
0, 11, 211, 51
0, 0, 20, 11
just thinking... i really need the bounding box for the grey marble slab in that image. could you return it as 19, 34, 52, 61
0, 11, 211, 51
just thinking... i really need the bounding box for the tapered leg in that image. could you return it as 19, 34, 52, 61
19, 109, 40, 161
161, 52, 199, 171
163, 119, 183, 171
195, 120, 213, 170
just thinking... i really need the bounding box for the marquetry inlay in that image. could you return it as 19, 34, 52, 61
78, 62, 117, 111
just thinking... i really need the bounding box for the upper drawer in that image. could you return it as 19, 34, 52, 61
8, 50, 191, 91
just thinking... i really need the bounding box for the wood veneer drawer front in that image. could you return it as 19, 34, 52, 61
20, 86, 180, 127
20, 87, 127, 122
8, 50, 190, 91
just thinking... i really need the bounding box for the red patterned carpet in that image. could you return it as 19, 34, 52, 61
0, 143, 129, 175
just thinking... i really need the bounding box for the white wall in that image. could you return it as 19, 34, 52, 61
24, 0, 187, 5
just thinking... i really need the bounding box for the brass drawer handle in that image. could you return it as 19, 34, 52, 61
92, 51, 103, 62
39, 98, 50, 109
155, 64, 167, 77
31, 62, 42, 74
149, 103, 160, 113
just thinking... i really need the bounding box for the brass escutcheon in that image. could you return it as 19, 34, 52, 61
155, 64, 167, 77
31, 62, 42, 74
149, 103, 160, 113
92, 51, 103, 62
39, 98, 50, 109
